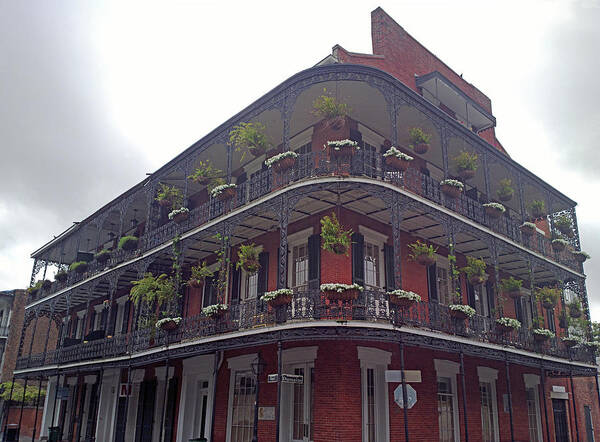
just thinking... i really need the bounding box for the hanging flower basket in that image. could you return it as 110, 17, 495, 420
118, 236, 139, 251
483, 203, 506, 220
413, 143, 429, 154
542, 300, 555, 310
414, 254, 434, 266
95, 250, 111, 264
532, 328, 554, 343
520, 222, 536, 237
155, 317, 181, 332
387, 290, 421, 309
249, 144, 267, 158
169, 207, 190, 224
505, 289, 522, 299
440, 179, 464, 199
55, 271, 68, 283
469, 274, 488, 286
383, 148, 413, 172
261, 289, 293, 307
495, 317, 521, 334
158, 199, 172, 208
457, 168, 476, 180
320, 283, 363, 302
202, 304, 228, 319
327, 140, 359, 160
572, 251, 590, 263
210, 184, 237, 201
265, 151, 298, 173
69, 261, 88, 274
551, 239, 568, 252
448, 304, 476, 320
41, 279, 52, 290
241, 258, 260, 274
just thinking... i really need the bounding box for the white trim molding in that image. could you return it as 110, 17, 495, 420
357, 346, 392, 366
523, 373, 540, 388
477, 366, 498, 382
282, 346, 318, 365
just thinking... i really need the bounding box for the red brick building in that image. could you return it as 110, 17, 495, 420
11, 8, 598, 442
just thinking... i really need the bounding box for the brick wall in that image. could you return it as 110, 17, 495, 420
1, 289, 25, 382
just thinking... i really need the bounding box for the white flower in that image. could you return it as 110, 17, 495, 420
573, 251, 591, 259
261, 288, 293, 302
383, 146, 413, 161
448, 304, 476, 318
168, 207, 190, 220
521, 222, 537, 229
326, 139, 360, 150
264, 151, 298, 168
483, 202, 505, 212
440, 179, 464, 189
202, 304, 228, 316
387, 289, 421, 302
320, 283, 364, 293
562, 335, 584, 345
552, 238, 569, 246
495, 317, 521, 329
532, 328, 555, 338
210, 183, 237, 198
155, 317, 182, 329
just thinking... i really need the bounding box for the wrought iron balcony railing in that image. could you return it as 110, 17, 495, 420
17, 289, 595, 371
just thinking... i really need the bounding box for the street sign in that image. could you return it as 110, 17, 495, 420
394, 384, 417, 409
267, 374, 304, 384
385, 370, 422, 383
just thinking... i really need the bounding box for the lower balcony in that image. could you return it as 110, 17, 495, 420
16, 289, 595, 371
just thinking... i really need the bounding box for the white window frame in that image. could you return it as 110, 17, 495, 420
226, 353, 258, 442
477, 367, 499, 442
434, 359, 460, 442
240, 270, 259, 301
114, 295, 128, 336
524, 374, 543, 442
203, 261, 223, 306
358, 226, 388, 290
435, 256, 453, 306
287, 227, 313, 290
358, 347, 391, 442
76, 310, 85, 339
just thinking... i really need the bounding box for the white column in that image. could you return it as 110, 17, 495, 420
153, 366, 175, 442
79, 374, 97, 439
39, 375, 59, 437
125, 369, 145, 442
94, 368, 120, 441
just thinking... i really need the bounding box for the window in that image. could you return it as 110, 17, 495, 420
203, 273, 219, 308
585, 405, 595, 442
358, 347, 390, 442
435, 360, 460, 442
292, 244, 308, 289
435, 257, 453, 306
193, 380, 210, 440
359, 226, 388, 290
226, 354, 258, 442
243, 272, 258, 301
477, 367, 499, 442
524, 374, 543, 442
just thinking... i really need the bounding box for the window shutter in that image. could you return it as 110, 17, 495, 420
89, 311, 96, 332
486, 281, 495, 318
547, 309, 555, 332
384, 244, 395, 291
107, 304, 117, 334
352, 232, 365, 286
163, 377, 179, 442
428, 264, 438, 302
121, 301, 131, 335
308, 234, 320, 287
257, 252, 269, 295
100, 308, 108, 330
231, 267, 241, 304
466, 282, 476, 309
514, 298, 523, 323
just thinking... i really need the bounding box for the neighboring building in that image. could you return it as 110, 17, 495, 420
11, 8, 599, 442
0, 290, 16, 379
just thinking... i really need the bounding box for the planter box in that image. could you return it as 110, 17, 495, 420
217, 187, 236, 202
268, 294, 293, 308
172, 211, 189, 224
485, 206, 504, 219
385, 155, 410, 172
272, 156, 296, 173
416, 254, 435, 266
441, 184, 462, 199
388, 295, 416, 309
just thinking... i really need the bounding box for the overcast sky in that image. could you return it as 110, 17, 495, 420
1, 0, 599, 317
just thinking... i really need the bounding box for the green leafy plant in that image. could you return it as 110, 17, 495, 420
188, 261, 213, 287
27, 280, 43, 295
213, 233, 231, 303
553, 214, 572, 235
0, 382, 46, 405
95, 249, 111, 263
118, 236, 139, 251
407, 240, 437, 262
460, 256, 487, 284
532, 315, 545, 329
529, 200, 546, 218
499, 277, 523, 294
69, 261, 88, 274
236, 243, 261, 273
155, 183, 183, 208
188, 160, 222, 184
497, 178, 514, 201
536, 286, 560, 309
408, 127, 431, 147
55, 270, 68, 283
453, 150, 478, 172
229, 122, 271, 159
129, 273, 177, 308
320, 212, 352, 255
567, 298, 582, 318
312, 93, 350, 119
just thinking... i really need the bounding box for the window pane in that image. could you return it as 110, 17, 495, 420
480, 382, 496, 442
293, 368, 304, 439
364, 243, 380, 288
230, 371, 256, 442
438, 377, 454, 442
293, 244, 308, 289
527, 387, 541, 442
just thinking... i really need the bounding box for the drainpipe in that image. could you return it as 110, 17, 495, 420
541, 366, 551, 442
459, 350, 469, 442
400, 340, 409, 442
275, 340, 282, 442
209, 350, 223, 442
505, 359, 515, 442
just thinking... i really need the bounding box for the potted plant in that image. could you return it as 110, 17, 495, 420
326, 139, 359, 160
118, 236, 139, 251
520, 222, 537, 237
209, 181, 237, 201
95, 249, 111, 264
460, 256, 488, 286
495, 317, 521, 334
155, 316, 181, 332
532, 327, 555, 343
572, 250, 590, 263
499, 277, 523, 299
188, 262, 213, 288
553, 214, 573, 237
130, 273, 179, 329
497, 178, 514, 202
41, 279, 52, 290
383, 147, 414, 171
168, 207, 190, 224
27, 281, 43, 297
529, 200, 546, 219
55, 270, 68, 283
320, 213, 352, 255
387, 289, 421, 309
312, 93, 350, 129
562, 335, 584, 348
536, 286, 560, 309
155, 184, 183, 209
320, 283, 363, 302
440, 179, 464, 199
236, 244, 261, 274
229, 122, 271, 159
188, 160, 222, 185
483, 202, 506, 219
202, 303, 228, 319
261, 288, 294, 307
265, 151, 298, 173
453, 150, 478, 180
408, 127, 431, 154
448, 304, 476, 320
69, 261, 88, 274
551, 238, 568, 252
567, 299, 582, 318
408, 240, 437, 266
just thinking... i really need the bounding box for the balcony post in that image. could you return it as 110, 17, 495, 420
277, 195, 289, 290
275, 340, 282, 442
490, 239, 502, 317
50, 372, 61, 431
399, 340, 409, 442
26, 309, 40, 367
528, 260, 537, 327
505, 358, 515, 442
159, 358, 170, 442
31, 375, 44, 442
570, 206, 581, 250
459, 349, 469, 442
29, 258, 40, 288
541, 366, 551, 441
1, 376, 16, 437
16, 376, 28, 441
570, 369, 581, 442
41, 301, 57, 364
103, 279, 118, 358
227, 144, 232, 183
390, 193, 403, 289
441, 125, 449, 178
482, 151, 491, 200
283, 97, 291, 152
516, 172, 527, 222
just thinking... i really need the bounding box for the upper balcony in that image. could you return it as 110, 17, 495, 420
26, 64, 586, 309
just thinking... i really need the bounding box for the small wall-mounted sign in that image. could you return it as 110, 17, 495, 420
385, 370, 422, 383
119, 383, 132, 397
258, 407, 275, 420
